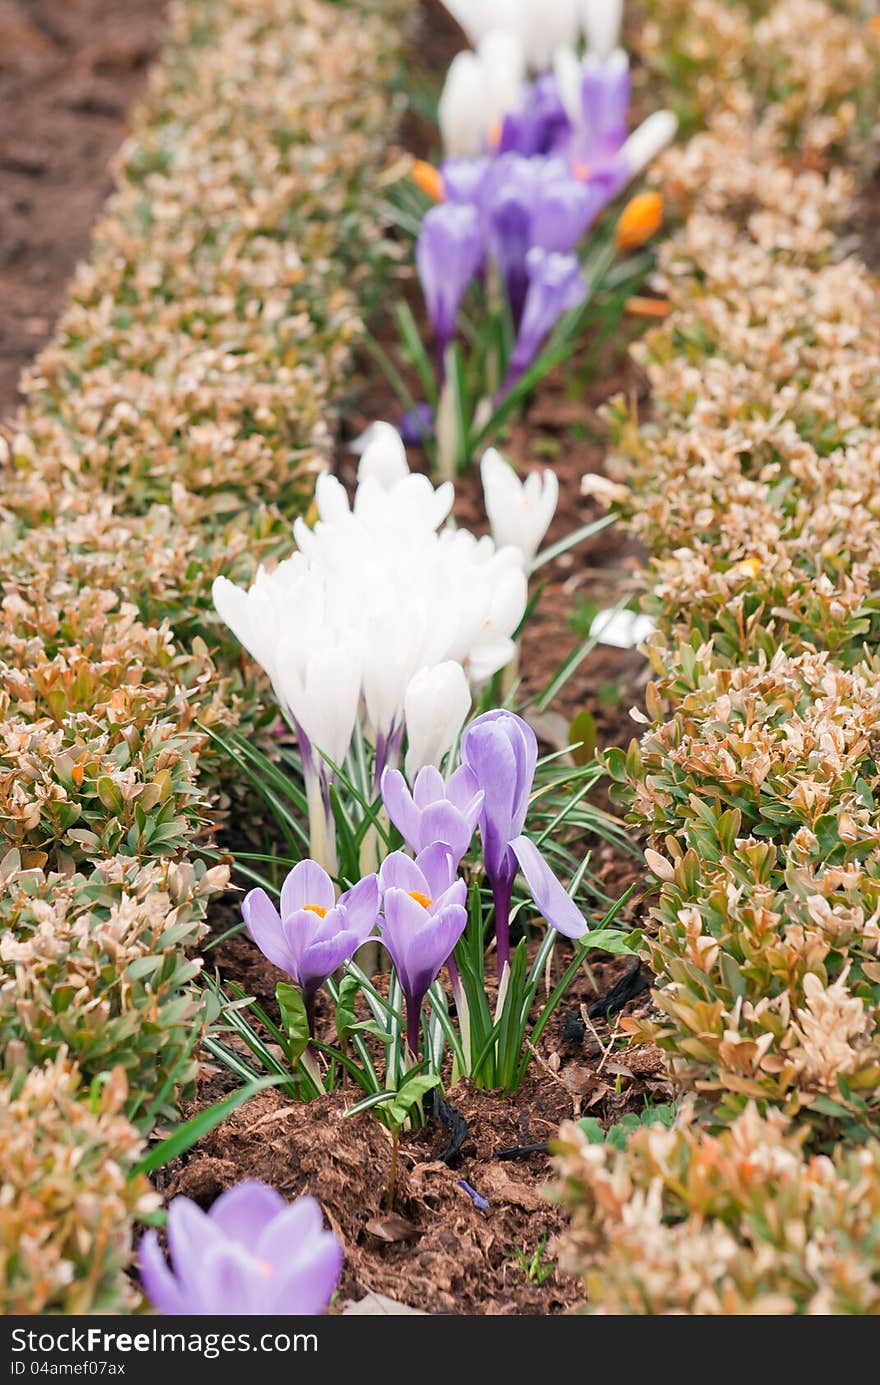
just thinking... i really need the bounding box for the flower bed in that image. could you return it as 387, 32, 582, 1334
0, 0, 409, 1314
555, 0, 880, 1313
5, 0, 880, 1321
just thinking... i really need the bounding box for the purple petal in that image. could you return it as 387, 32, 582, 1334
338, 874, 380, 943
414, 842, 457, 899
412, 764, 446, 808
510, 835, 588, 939
280, 860, 335, 918
242, 887, 295, 974
208, 1182, 286, 1250
268, 1233, 344, 1316
166, 1197, 224, 1292
446, 764, 481, 813
380, 768, 421, 851
378, 850, 429, 899
199, 1242, 264, 1315
297, 934, 362, 992
418, 800, 474, 861
138, 1231, 190, 1316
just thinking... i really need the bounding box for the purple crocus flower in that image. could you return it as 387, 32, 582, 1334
242, 859, 379, 1034
499, 73, 572, 158
460, 709, 587, 973
416, 202, 484, 372
503, 248, 587, 391
399, 402, 435, 446
378, 845, 467, 1057
139, 1183, 342, 1316
381, 763, 484, 867
487, 156, 536, 323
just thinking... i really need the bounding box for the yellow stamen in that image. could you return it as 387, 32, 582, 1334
615, 192, 664, 253
573, 161, 591, 182
411, 159, 444, 203
303, 903, 328, 918
488, 122, 503, 151
408, 890, 433, 909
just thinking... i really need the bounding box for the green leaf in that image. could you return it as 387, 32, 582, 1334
131, 1076, 284, 1176
569, 710, 598, 767
276, 982, 311, 1066
387, 1072, 441, 1128
335, 973, 362, 1047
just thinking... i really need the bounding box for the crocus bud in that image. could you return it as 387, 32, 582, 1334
139, 1184, 342, 1316
620, 109, 677, 177
411, 159, 444, 202
581, 0, 624, 60
481, 448, 559, 565
416, 203, 484, 364
615, 191, 663, 251
404, 661, 472, 779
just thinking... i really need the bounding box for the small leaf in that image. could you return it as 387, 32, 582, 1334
276, 982, 311, 1066
569, 709, 597, 767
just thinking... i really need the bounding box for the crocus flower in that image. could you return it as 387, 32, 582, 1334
417, 203, 484, 368
403, 661, 472, 780
381, 763, 484, 865
438, 32, 525, 158
379, 845, 468, 1056
504, 248, 587, 391
461, 709, 587, 972
480, 448, 559, 566
243, 860, 379, 1033
498, 72, 571, 157
139, 1183, 342, 1316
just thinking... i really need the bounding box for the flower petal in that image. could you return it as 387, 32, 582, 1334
280, 860, 335, 918
510, 835, 587, 939
208, 1181, 286, 1250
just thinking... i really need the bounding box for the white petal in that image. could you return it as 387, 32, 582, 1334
404, 662, 472, 778
356, 424, 410, 487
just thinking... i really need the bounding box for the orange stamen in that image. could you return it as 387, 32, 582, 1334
408, 891, 433, 909
303, 903, 328, 918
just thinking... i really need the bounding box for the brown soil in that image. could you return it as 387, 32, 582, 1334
0, 0, 164, 419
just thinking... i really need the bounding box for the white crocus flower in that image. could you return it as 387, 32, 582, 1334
581, 0, 624, 60
526, 0, 580, 71
590, 607, 656, 649
439, 30, 526, 157
403, 662, 472, 780
213, 427, 529, 872
481, 448, 559, 567
439, 50, 491, 158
